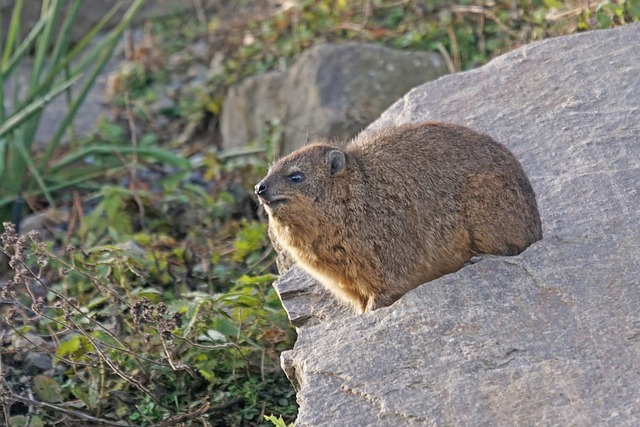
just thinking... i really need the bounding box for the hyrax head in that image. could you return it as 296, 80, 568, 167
254, 143, 347, 219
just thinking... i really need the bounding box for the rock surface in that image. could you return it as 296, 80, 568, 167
220, 42, 448, 154
274, 24, 640, 426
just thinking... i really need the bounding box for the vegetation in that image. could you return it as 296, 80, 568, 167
142, 0, 640, 133
0, 1, 638, 426
0, 0, 171, 227
1, 216, 295, 426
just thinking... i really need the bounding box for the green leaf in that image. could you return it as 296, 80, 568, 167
596, 12, 613, 28
131, 287, 162, 301
1, 1, 50, 76
628, 0, 640, 18
222, 292, 261, 307
197, 367, 216, 382
543, 0, 562, 9
33, 375, 64, 403
9, 415, 45, 427
233, 221, 267, 262
47, 145, 191, 174
264, 414, 293, 427
56, 335, 95, 359
91, 330, 123, 348
71, 386, 91, 408
211, 316, 239, 337
139, 133, 157, 146
194, 356, 220, 383
236, 274, 277, 286
57, 335, 81, 357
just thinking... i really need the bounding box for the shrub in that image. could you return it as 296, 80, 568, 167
0, 220, 296, 426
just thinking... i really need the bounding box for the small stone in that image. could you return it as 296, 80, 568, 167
24, 352, 53, 372
189, 39, 210, 60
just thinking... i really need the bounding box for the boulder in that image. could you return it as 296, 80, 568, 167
274, 23, 640, 426
220, 43, 448, 154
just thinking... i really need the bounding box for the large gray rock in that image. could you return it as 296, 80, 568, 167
274, 24, 640, 426
221, 43, 448, 154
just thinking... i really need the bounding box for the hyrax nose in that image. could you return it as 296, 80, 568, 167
254, 181, 267, 196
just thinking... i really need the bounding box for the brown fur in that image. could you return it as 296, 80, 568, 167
255, 122, 542, 313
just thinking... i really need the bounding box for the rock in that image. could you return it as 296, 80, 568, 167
10, 333, 55, 375
222, 70, 289, 151
19, 208, 69, 236
275, 267, 347, 330
189, 39, 211, 61
24, 352, 54, 374
274, 24, 640, 426
220, 43, 448, 154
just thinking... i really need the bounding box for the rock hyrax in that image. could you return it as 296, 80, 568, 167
255, 122, 542, 313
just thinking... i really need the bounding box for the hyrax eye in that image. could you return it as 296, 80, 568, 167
288, 172, 305, 183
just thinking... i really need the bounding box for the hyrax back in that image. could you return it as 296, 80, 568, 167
255, 122, 542, 313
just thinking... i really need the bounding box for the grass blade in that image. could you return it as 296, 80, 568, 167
37, 0, 148, 171
0, 4, 52, 77
31, 1, 122, 101
29, 0, 65, 90
0, 0, 24, 66
0, 74, 82, 139
47, 0, 83, 71
0, 137, 6, 177
64, 2, 125, 73
14, 134, 55, 207
48, 145, 191, 174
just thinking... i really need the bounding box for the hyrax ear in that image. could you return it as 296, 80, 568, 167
327, 150, 346, 175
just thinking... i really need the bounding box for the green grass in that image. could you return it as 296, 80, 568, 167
0, 0, 166, 228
